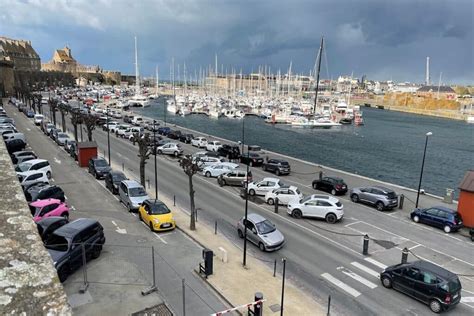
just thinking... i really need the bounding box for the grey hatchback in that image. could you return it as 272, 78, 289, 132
350, 186, 398, 211
237, 213, 284, 251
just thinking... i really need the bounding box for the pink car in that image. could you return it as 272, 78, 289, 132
29, 199, 70, 222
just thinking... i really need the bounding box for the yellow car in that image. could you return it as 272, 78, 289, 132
138, 199, 176, 232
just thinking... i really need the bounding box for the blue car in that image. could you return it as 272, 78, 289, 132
158, 127, 171, 136
410, 206, 463, 233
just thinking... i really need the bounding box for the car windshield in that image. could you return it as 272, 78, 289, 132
255, 220, 276, 234
387, 192, 397, 199
112, 174, 126, 181
58, 133, 68, 138
300, 196, 312, 204
44, 234, 68, 251
16, 162, 32, 172
95, 160, 108, 167
249, 153, 260, 158
149, 203, 171, 215
129, 187, 146, 196
29, 205, 40, 216
279, 161, 289, 166
295, 188, 301, 195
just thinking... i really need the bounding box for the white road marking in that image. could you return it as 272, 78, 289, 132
54, 157, 61, 164
26, 128, 31, 131
351, 262, 380, 279
364, 258, 387, 270
111, 220, 117, 226
154, 233, 168, 244
337, 266, 378, 289
345, 221, 361, 227
111, 221, 126, 234
70, 206, 76, 211
408, 244, 422, 250
461, 297, 474, 303
321, 273, 361, 298
64, 195, 68, 200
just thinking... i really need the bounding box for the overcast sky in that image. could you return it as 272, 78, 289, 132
1, 0, 472, 83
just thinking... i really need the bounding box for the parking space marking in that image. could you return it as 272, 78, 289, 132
337, 266, 378, 289
54, 157, 61, 164
408, 244, 421, 250
321, 273, 361, 298
154, 233, 168, 244
461, 297, 474, 303
364, 258, 387, 270
351, 262, 380, 279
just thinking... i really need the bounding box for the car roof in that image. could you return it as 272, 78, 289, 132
91, 157, 107, 162
260, 177, 280, 182
277, 185, 298, 191
143, 199, 166, 206
372, 186, 394, 193
20, 158, 47, 165
309, 194, 339, 203
17, 169, 45, 176
247, 213, 267, 223
30, 198, 61, 207
428, 206, 457, 213
409, 260, 458, 279
36, 216, 67, 228
122, 180, 142, 188
109, 170, 125, 176
54, 218, 100, 237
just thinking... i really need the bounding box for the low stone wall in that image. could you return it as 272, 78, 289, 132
0, 138, 71, 314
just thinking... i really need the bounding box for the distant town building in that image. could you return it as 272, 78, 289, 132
417, 85, 456, 100
0, 36, 41, 71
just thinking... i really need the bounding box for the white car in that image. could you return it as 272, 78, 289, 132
17, 170, 49, 189
33, 114, 44, 126
15, 159, 52, 179
193, 156, 225, 169
132, 116, 143, 126
116, 124, 131, 137
206, 141, 223, 152
202, 162, 239, 177
55, 132, 70, 146
287, 195, 344, 224
157, 143, 183, 156
247, 177, 286, 196
265, 186, 303, 205
191, 136, 208, 148
105, 122, 119, 132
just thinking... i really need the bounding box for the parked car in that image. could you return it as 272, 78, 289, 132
206, 140, 223, 152
262, 159, 291, 176
103, 121, 118, 132
350, 186, 398, 211
44, 123, 55, 135
193, 155, 225, 169
157, 142, 183, 157
29, 198, 70, 222
138, 199, 176, 232
247, 177, 287, 196
11, 150, 37, 164
115, 124, 131, 137
25, 109, 35, 118
410, 206, 463, 233
217, 144, 240, 160
3, 132, 26, 143
131, 116, 144, 126
25, 183, 65, 202
167, 130, 182, 140
287, 195, 344, 223
36, 216, 69, 241
158, 126, 171, 136
17, 170, 49, 189
312, 176, 348, 195
123, 115, 134, 124
179, 133, 194, 143
44, 218, 106, 282
237, 213, 284, 252
88, 157, 111, 179
15, 155, 37, 165
380, 261, 462, 313
50, 128, 60, 141
15, 159, 52, 179
34, 114, 44, 125
217, 170, 252, 187
55, 132, 70, 146
202, 162, 239, 178
240, 152, 264, 167
5, 139, 26, 154
265, 186, 302, 205
191, 136, 208, 148
118, 180, 150, 212
105, 171, 128, 194
64, 139, 76, 152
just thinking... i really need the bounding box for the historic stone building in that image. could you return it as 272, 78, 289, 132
41, 46, 79, 73
0, 36, 41, 71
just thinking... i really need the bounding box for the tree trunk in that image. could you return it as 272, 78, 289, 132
52, 111, 57, 127
73, 124, 78, 141
140, 160, 146, 187
38, 104, 42, 114
61, 113, 66, 132
188, 174, 196, 230
87, 129, 93, 141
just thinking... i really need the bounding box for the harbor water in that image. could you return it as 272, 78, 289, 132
135, 98, 473, 198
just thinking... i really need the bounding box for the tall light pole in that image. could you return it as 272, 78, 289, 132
242, 117, 250, 267
415, 132, 432, 208
153, 120, 158, 199
106, 106, 111, 165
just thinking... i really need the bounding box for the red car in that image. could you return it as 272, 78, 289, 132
29, 199, 70, 222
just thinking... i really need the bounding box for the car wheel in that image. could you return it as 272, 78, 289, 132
292, 209, 302, 219
443, 225, 451, 233
46, 171, 52, 179
157, 150, 162, 155
127, 203, 132, 212
267, 198, 274, 205
412, 215, 420, 223
57, 265, 69, 283
138, 212, 143, 221
331, 189, 336, 195
276, 170, 280, 176
313, 183, 318, 190
91, 246, 101, 259
381, 275, 392, 288
238, 229, 244, 238
429, 299, 442, 313
174, 151, 179, 157
221, 179, 226, 186
205, 171, 211, 178
95, 172, 99, 179
325, 213, 337, 224
249, 189, 255, 196
351, 194, 359, 203
376, 202, 384, 211
149, 222, 155, 232
258, 242, 266, 252
61, 213, 69, 220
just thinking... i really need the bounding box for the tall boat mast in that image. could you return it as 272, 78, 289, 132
312, 36, 324, 115
134, 36, 140, 96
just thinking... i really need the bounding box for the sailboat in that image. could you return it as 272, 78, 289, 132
128, 36, 150, 107
148, 66, 160, 99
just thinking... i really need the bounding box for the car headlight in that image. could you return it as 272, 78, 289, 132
153, 219, 160, 224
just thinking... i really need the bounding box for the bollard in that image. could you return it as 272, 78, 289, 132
273, 259, 277, 277
319, 170, 323, 180
401, 247, 409, 264
173, 195, 176, 206
362, 235, 369, 255
274, 197, 279, 213
122, 162, 124, 171
399, 194, 404, 209
147, 179, 150, 189
327, 295, 331, 316
254, 292, 264, 316
214, 220, 217, 235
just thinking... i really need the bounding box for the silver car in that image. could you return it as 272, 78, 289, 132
118, 180, 150, 212
157, 142, 183, 157
237, 213, 284, 251
350, 186, 398, 211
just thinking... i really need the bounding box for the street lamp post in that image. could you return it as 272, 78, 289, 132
153, 120, 158, 199
415, 132, 432, 208
242, 117, 250, 267
106, 106, 111, 165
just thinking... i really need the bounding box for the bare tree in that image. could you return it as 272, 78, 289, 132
34, 94, 43, 114
70, 108, 82, 141
81, 112, 97, 141
49, 99, 59, 127
58, 102, 69, 132
179, 155, 200, 230
132, 133, 152, 187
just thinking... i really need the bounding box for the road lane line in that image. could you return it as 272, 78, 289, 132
408, 244, 421, 250
337, 266, 378, 289
321, 273, 361, 298
364, 258, 387, 270
351, 262, 380, 279
345, 221, 361, 227
111, 221, 117, 226
154, 233, 168, 244
461, 297, 474, 303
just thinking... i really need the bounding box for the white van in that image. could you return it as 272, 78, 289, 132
34, 114, 44, 126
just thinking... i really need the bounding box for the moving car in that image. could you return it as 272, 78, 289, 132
17, 170, 49, 189
44, 218, 105, 282
29, 198, 70, 222
88, 157, 111, 179
262, 159, 291, 176
202, 162, 239, 178
247, 177, 287, 196
138, 199, 176, 232
36, 216, 69, 241
380, 260, 462, 313
217, 170, 252, 187
206, 140, 223, 152
24, 183, 65, 202
287, 195, 344, 223
105, 171, 128, 194
118, 180, 150, 212
156, 142, 183, 157
350, 186, 398, 211
191, 136, 207, 148
240, 152, 264, 167
237, 213, 284, 252
264, 186, 302, 205
410, 206, 463, 233
15, 159, 52, 179
312, 176, 348, 195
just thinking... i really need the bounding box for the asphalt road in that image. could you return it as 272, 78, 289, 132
30, 99, 474, 315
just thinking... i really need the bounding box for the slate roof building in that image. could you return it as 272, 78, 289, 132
417, 85, 457, 100
0, 36, 41, 71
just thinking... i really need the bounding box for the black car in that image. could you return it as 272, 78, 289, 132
105, 171, 128, 194
381, 260, 462, 313
10, 150, 37, 164
123, 115, 134, 124
217, 144, 240, 160
36, 216, 69, 241
88, 157, 111, 179
168, 130, 182, 139
5, 138, 27, 154
312, 176, 348, 195
262, 159, 291, 176
179, 133, 194, 144
158, 127, 171, 136
24, 183, 65, 202
44, 218, 106, 282
240, 152, 264, 167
